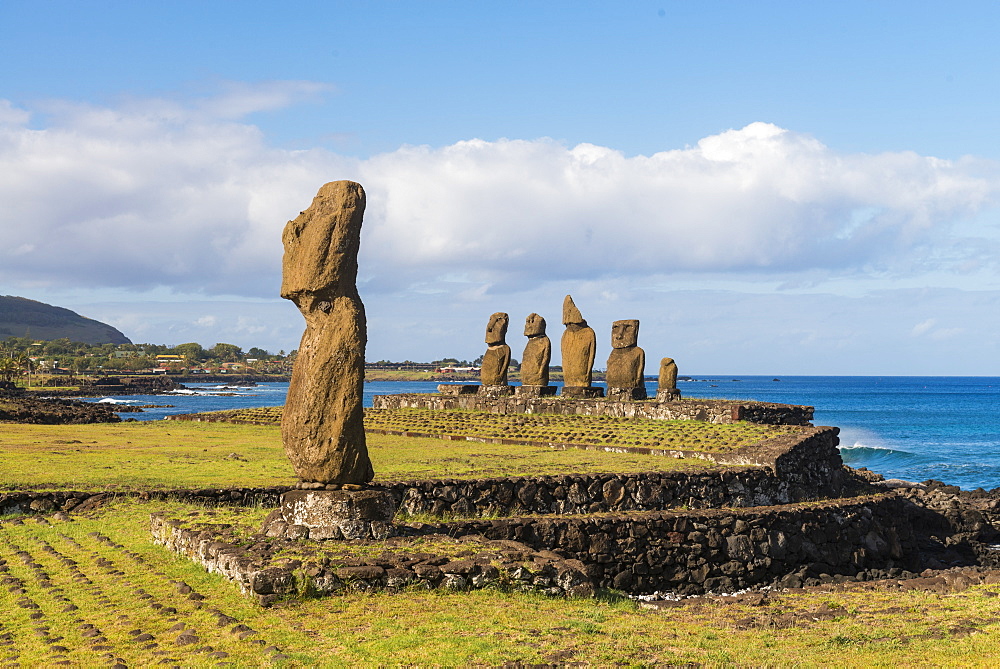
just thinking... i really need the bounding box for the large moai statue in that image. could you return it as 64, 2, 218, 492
479, 312, 512, 394
657, 357, 682, 401
560, 295, 603, 398
517, 313, 556, 397
280, 180, 372, 484
605, 319, 647, 401
267, 180, 394, 542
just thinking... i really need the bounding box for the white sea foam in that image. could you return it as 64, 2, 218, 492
839, 441, 896, 452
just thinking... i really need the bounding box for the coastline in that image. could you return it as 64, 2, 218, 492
7, 375, 999, 491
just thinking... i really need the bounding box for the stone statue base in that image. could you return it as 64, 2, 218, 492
438, 384, 480, 396
656, 389, 682, 401
606, 386, 648, 401
515, 385, 557, 397
560, 386, 605, 399
478, 384, 514, 398
261, 489, 396, 541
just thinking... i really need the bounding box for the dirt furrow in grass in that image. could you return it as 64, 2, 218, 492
0, 529, 108, 666
0, 518, 294, 665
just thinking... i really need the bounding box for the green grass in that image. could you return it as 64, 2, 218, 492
184, 405, 799, 454
0, 422, 295, 491
3, 419, 1000, 665
0, 420, 716, 491
4, 499, 1000, 666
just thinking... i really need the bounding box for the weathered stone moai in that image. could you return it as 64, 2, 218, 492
280, 181, 372, 484
560, 295, 603, 398
605, 319, 647, 401
517, 313, 556, 397
657, 357, 682, 401
479, 312, 513, 396
267, 180, 394, 541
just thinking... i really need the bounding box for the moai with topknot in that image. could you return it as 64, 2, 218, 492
559, 295, 603, 398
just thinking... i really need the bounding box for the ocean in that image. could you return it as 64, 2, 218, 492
88, 376, 1000, 491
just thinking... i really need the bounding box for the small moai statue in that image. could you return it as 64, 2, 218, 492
517, 313, 556, 397
479, 312, 513, 396
657, 357, 682, 401
605, 319, 646, 401
560, 295, 603, 398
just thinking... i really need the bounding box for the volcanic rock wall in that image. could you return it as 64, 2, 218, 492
373, 393, 814, 425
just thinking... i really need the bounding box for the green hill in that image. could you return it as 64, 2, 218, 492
0, 295, 131, 345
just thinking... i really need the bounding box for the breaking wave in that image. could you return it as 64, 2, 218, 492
838, 441, 921, 466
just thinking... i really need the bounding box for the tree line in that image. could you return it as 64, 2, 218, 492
0, 337, 292, 379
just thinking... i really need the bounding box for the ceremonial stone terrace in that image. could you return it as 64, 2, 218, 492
373, 391, 814, 426
135, 398, 894, 601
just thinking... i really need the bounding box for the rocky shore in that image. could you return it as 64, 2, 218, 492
0, 385, 122, 424
35, 375, 186, 397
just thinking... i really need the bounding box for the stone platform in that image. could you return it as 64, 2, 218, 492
606, 387, 647, 401
374, 393, 814, 426
559, 386, 605, 399
261, 488, 396, 541
436, 384, 559, 398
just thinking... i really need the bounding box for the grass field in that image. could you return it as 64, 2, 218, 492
180, 405, 798, 453
3, 419, 1000, 665
0, 420, 721, 491
4, 499, 1000, 666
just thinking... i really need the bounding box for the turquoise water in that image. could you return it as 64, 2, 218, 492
673, 375, 1000, 492
87, 376, 1000, 491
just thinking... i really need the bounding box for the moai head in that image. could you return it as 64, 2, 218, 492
524, 313, 546, 338
562, 295, 586, 326
485, 312, 509, 345
611, 319, 639, 349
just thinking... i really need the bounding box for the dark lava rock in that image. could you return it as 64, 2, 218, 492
0, 395, 121, 424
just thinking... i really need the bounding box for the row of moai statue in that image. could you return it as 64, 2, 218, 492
479, 295, 681, 402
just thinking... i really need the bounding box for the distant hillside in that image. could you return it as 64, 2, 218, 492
0, 296, 132, 345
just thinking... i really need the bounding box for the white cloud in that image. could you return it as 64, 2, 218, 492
1, 87, 998, 306
930, 327, 964, 341
358, 124, 998, 291
910, 317, 965, 341
0, 100, 30, 126
0, 88, 356, 297
194, 80, 334, 119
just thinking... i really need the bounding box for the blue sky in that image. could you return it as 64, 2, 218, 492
3, 1, 1000, 374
